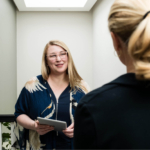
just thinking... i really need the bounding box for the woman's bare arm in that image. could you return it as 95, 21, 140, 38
17, 114, 54, 135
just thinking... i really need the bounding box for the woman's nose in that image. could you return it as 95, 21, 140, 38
56, 55, 61, 61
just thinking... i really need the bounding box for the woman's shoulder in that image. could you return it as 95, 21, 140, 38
24, 75, 46, 93
79, 74, 132, 104
77, 82, 118, 108
80, 80, 91, 93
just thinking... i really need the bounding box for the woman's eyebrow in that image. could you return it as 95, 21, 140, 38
49, 52, 56, 55
49, 51, 65, 55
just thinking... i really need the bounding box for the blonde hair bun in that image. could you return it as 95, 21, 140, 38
108, 0, 150, 80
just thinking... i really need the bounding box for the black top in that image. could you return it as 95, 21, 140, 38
74, 73, 150, 149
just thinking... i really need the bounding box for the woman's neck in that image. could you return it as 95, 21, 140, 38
122, 47, 135, 74
48, 73, 69, 86
126, 65, 135, 73
125, 54, 135, 74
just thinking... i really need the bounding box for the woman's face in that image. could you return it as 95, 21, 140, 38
46, 45, 68, 75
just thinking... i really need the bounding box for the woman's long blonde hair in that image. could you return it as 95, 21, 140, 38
41, 40, 88, 93
108, 0, 150, 80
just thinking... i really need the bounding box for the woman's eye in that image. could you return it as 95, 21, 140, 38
50, 55, 56, 57
61, 53, 66, 56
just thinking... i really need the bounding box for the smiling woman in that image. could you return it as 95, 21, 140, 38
43, 43, 69, 79
14, 40, 90, 150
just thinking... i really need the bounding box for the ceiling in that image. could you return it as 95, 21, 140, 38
13, 0, 97, 11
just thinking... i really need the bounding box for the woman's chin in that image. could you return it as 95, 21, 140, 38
55, 69, 67, 74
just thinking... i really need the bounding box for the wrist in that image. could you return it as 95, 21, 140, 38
31, 120, 36, 130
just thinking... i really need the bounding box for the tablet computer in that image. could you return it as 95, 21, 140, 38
37, 117, 67, 131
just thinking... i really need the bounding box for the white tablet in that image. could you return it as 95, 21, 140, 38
37, 117, 67, 131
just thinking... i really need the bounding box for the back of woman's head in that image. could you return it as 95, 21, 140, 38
108, 0, 150, 80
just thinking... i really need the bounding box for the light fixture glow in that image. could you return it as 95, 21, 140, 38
24, 0, 88, 8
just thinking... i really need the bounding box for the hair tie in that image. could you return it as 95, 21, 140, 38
143, 11, 150, 19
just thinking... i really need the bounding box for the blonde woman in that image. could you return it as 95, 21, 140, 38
74, 0, 150, 149
14, 40, 90, 150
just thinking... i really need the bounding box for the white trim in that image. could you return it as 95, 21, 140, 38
11, 122, 15, 150
69, 92, 74, 124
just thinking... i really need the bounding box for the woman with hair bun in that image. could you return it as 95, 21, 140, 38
74, 0, 150, 149
14, 40, 90, 150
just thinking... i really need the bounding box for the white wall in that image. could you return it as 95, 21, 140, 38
0, 0, 127, 111
0, 0, 16, 114
17, 12, 93, 96
92, 0, 126, 89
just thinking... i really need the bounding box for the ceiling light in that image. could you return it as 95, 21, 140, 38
24, 0, 88, 8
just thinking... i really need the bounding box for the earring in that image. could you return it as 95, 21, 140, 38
118, 51, 122, 57
114, 51, 118, 57
114, 51, 121, 57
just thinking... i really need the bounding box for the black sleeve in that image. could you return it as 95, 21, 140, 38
74, 101, 97, 149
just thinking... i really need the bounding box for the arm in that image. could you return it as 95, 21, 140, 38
15, 87, 54, 135
74, 102, 97, 149
17, 114, 54, 135
16, 114, 35, 130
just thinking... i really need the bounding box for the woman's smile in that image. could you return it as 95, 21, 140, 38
55, 64, 64, 67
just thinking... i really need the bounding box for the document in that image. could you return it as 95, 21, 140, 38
37, 117, 67, 131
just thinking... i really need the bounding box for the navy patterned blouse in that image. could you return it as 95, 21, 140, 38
14, 75, 90, 150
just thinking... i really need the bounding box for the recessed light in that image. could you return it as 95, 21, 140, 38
24, 0, 88, 8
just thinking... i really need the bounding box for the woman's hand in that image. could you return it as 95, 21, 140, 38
62, 123, 74, 138
34, 120, 54, 135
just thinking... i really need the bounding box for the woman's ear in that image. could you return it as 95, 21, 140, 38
111, 32, 122, 53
